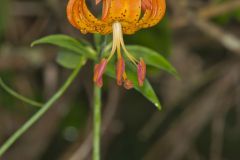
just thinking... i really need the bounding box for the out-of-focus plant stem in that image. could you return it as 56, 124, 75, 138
0, 78, 43, 107
0, 59, 84, 157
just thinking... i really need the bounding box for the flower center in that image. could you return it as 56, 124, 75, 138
107, 22, 138, 65
93, 22, 146, 89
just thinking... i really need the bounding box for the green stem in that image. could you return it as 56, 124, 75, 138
0, 78, 43, 107
93, 85, 101, 160
92, 35, 108, 160
0, 59, 85, 157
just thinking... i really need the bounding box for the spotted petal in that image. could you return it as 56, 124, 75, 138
137, 0, 166, 29
67, 0, 112, 34
102, 0, 142, 34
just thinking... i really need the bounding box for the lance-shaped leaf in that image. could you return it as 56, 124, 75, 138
126, 45, 179, 79
31, 34, 96, 60
56, 50, 86, 69
105, 62, 162, 110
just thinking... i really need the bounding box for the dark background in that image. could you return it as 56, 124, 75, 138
0, 0, 240, 160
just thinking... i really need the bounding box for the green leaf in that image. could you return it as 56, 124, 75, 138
56, 50, 86, 69
125, 17, 171, 57
94, 34, 112, 56
94, 34, 102, 52
31, 34, 96, 60
105, 63, 161, 110
126, 45, 179, 79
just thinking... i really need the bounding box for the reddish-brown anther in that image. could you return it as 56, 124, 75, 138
94, 59, 108, 87
116, 57, 125, 86
137, 58, 146, 86
124, 79, 134, 90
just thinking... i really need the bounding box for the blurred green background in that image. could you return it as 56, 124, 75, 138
1, 0, 240, 160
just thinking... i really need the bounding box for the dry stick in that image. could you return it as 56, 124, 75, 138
144, 68, 237, 160
209, 110, 228, 160
235, 76, 240, 129
171, 2, 240, 55
138, 58, 235, 140
140, 0, 240, 145
173, 2, 240, 55
198, 0, 240, 19
141, 1, 240, 159
190, 16, 240, 55
171, 0, 240, 29
209, 78, 235, 160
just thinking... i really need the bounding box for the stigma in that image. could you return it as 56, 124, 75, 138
94, 22, 146, 89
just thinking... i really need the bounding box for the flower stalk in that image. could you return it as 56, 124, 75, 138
93, 85, 101, 160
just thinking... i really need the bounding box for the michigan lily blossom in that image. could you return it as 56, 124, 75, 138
67, 0, 166, 89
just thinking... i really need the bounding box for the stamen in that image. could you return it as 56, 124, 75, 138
122, 72, 133, 90
94, 58, 108, 87
106, 39, 117, 62
112, 22, 138, 65
106, 22, 145, 89
107, 22, 120, 62
124, 79, 134, 90
116, 57, 125, 86
137, 58, 146, 86
120, 39, 139, 65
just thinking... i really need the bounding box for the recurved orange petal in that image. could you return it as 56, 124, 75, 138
80, 0, 111, 34
67, 0, 79, 29
96, 0, 101, 5
67, 0, 112, 34
137, 0, 166, 29
67, 0, 95, 33
142, 0, 152, 11
102, 0, 111, 20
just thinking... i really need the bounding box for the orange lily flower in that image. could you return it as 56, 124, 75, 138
67, 0, 166, 88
